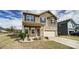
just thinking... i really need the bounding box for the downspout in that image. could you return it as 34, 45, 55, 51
56, 20, 58, 36
21, 11, 25, 33
67, 22, 70, 35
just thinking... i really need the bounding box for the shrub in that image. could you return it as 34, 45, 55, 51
45, 37, 49, 40
18, 31, 26, 41
33, 37, 38, 40
38, 37, 41, 40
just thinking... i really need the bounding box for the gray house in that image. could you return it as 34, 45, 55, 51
58, 19, 76, 35
75, 24, 79, 32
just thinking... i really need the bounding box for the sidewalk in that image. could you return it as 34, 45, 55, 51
50, 37, 79, 49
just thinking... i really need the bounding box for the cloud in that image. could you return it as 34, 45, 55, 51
0, 10, 22, 29
57, 10, 79, 24
0, 18, 22, 29
0, 10, 79, 29
0, 10, 22, 19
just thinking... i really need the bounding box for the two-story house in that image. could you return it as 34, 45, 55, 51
58, 19, 76, 35
75, 24, 79, 32
22, 10, 57, 39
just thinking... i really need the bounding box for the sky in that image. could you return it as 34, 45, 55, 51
57, 10, 79, 23
0, 10, 22, 29
0, 10, 79, 29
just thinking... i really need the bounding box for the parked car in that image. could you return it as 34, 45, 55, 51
70, 31, 79, 36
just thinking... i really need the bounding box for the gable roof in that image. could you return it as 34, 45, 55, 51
23, 10, 57, 20
39, 10, 57, 20
58, 19, 76, 24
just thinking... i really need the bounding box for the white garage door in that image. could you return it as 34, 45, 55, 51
44, 31, 56, 37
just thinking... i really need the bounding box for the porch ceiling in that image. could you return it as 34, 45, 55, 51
23, 21, 44, 27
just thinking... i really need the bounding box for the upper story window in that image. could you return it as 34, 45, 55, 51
40, 17, 46, 24
51, 19, 55, 24
26, 15, 35, 22
47, 17, 55, 24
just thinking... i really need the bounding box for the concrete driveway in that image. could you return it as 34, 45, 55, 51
50, 37, 79, 49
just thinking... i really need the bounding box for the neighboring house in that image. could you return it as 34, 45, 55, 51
22, 10, 57, 39
75, 24, 79, 32
58, 19, 76, 35
0, 27, 7, 33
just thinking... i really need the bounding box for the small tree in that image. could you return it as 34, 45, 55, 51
19, 31, 26, 41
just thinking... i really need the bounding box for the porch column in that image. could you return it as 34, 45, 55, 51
55, 21, 58, 36
29, 27, 31, 36
35, 28, 38, 37
40, 26, 44, 37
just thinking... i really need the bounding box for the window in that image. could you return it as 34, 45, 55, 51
31, 16, 35, 21
51, 19, 55, 24
31, 28, 35, 34
26, 15, 35, 22
47, 17, 55, 24
40, 17, 46, 24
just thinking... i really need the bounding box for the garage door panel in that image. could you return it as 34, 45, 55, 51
44, 31, 55, 37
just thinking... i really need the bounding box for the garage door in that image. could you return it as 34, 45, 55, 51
44, 31, 56, 37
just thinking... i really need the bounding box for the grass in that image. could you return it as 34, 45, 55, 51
0, 34, 73, 49
60, 35, 79, 41
18, 40, 73, 49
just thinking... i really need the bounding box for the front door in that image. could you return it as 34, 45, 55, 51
37, 29, 40, 36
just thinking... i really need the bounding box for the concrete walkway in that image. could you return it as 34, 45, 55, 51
50, 37, 79, 49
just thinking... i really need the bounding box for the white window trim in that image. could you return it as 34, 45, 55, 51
31, 28, 35, 34
26, 15, 35, 22
51, 19, 55, 23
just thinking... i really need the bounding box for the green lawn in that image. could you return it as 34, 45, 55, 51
0, 34, 73, 49
60, 35, 79, 41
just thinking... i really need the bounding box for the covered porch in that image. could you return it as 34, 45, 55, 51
23, 21, 44, 37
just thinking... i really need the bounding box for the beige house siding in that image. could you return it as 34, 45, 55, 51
39, 12, 57, 31
35, 16, 40, 23
39, 12, 57, 37
23, 11, 57, 38
33, 12, 57, 30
